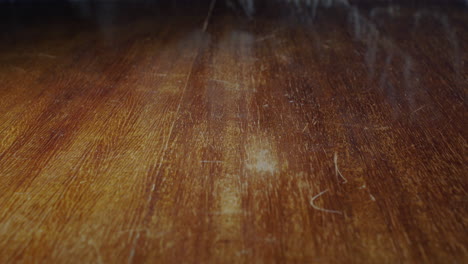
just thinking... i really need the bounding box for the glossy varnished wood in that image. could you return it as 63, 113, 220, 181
0, 2, 467, 263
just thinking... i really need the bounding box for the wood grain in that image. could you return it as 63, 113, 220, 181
0, 2, 467, 263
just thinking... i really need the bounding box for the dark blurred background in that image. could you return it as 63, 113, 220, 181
0, 0, 466, 43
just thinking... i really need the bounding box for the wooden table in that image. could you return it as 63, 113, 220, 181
0, 2, 466, 263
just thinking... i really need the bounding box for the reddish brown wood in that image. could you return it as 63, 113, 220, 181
0, 2, 466, 263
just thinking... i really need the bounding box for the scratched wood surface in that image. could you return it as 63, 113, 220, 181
0, 2, 467, 263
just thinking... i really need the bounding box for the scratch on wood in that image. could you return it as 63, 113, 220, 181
149, 46, 198, 190
127, 232, 140, 264
132, 34, 201, 264
37, 53, 57, 59
211, 79, 240, 90
410, 105, 426, 117
236, 249, 252, 256
309, 189, 342, 215
334, 152, 348, 184
202, 0, 217, 32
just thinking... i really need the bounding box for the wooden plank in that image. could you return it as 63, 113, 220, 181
0, 2, 466, 263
